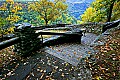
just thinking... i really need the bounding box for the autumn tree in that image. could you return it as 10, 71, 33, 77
6, 0, 22, 23
0, 0, 22, 24
81, 0, 120, 23
111, 1, 120, 21
92, 0, 119, 22
28, 0, 68, 25
0, 0, 22, 39
81, 7, 95, 23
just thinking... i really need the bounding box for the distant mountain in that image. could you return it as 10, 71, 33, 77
67, 0, 94, 3
67, 0, 94, 20
0, 0, 94, 20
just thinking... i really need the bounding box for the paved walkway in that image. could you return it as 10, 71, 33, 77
45, 33, 98, 66
81, 33, 98, 45
0, 33, 98, 80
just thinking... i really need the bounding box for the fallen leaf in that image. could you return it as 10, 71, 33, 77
40, 73, 45, 79
61, 73, 64, 77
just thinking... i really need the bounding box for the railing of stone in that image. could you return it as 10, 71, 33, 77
72, 23, 104, 35
0, 20, 119, 56
102, 19, 120, 32
71, 19, 120, 34
0, 23, 82, 56
0, 37, 20, 50
14, 24, 42, 56
0, 23, 43, 56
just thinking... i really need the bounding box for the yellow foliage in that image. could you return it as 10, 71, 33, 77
0, 3, 7, 11
81, 7, 95, 22
112, 1, 120, 20
49, 2, 54, 7
7, 26, 14, 33
55, 0, 66, 2
6, 0, 14, 4
6, 0, 14, 2
56, 1, 67, 10
29, 0, 67, 25
6, 15, 20, 23
0, 0, 23, 23
11, 9, 16, 13
95, 76, 101, 80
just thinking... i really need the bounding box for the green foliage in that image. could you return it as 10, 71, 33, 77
0, 17, 7, 37
28, 0, 68, 25
81, 7, 95, 23
0, 17, 14, 38
81, 0, 120, 23
50, 13, 77, 24
0, 0, 23, 38
0, 17, 7, 28
0, 0, 22, 24
111, 1, 120, 20
20, 11, 45, 26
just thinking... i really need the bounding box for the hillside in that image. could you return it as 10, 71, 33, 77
67, 0, 94, 20
0, 0, 94, 20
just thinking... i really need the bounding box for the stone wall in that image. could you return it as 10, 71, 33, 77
73, 23, 104, 35
14, 24, 42, 56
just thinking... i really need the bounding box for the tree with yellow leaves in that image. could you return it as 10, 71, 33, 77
28, 0, 68, 25
81, 7, 95, 23
81, 0, 120, 23
0, 0, 22, 40
6, 1, 22, 23
0, 0, 22, 24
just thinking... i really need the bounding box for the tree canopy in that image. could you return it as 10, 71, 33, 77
0, 0, 22, 24
28, 0, 68, 25
0, 0, 21, 37
81, 0, 120, 23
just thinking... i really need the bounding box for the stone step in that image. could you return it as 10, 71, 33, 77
45, 43, 96, 66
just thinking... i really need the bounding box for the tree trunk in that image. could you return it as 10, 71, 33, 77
44, 11, 48, 25
45, 19, 48, 25
107, 1, 115, 22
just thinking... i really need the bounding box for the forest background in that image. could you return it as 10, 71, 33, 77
0, 0, 120, 38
